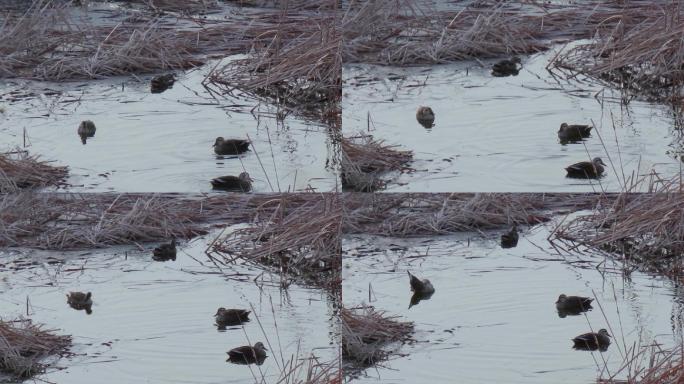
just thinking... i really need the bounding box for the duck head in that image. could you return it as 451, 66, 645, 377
239, 172, 253, 182
254, 342, 267, 351
593, 157, 607, 167
213, 137, 225, 147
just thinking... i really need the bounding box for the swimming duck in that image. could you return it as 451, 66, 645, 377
226, 342, 268, 365
66, 291, 92, 313
416, 106, 435, 128
572, 329, 611, 351
558, 123, 592, 143
152, 238, 176, 261
77, 120, 96, 144
565, 157, 607, 179
556, 294, 593, 313
407, 271, 435, 295
211, 172, 253, 192
213, 137, 250, 156
500, 224, 519, 248
215, 308, 251, 327
492, 57, 521, 77
151, 73, 176, 94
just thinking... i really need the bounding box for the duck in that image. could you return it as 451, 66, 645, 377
77, 120, 96, 144
211, 172, 253, 192
558, 123, 592, 143
226, 342, 268, 365
213, 137, 250, 156
215, 308, 251, 326
66, 291, 92, 313
416, 106, 435, 128
492, 57, 521, 77
407, 271, 435, 295
565, 157, 607, 179
500, 224, 519, 248
151, 73, 176, 94
572, 329, 611, 351
152, 238, 176, 261
556, 294, 594, 313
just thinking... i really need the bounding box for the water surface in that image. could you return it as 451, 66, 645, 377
343, 46, 683, 192
343, 219, 683, 383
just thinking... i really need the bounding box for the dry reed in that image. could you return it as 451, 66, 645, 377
0, 319, 71, 379
0, 192, 323, 250
211, 193, 341, 290
342, 1, 673, 66
555, 185, 684, 281
276, 353, 341, 384
598, 343, 684, 384
340, 134, 413, 192
344, 192, 601, 237
551, 2, 684, 104
0, 150, 68, 192
207, 0, 341, 122
341, 305, 413, 366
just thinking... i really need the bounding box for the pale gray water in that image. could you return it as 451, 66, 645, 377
0, 61, 338, 193
343, 218, 683, 383
0, 231, 339, 383
343, 45, 683, 192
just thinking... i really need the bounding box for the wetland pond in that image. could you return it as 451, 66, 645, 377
0, 60, 338, 193
343, 45, 684, 192
343, 217, 683, 383
0, 230, 339, 383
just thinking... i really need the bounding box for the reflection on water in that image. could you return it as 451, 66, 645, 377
0, 61, 337, 193
343, 45, 682, 192
343, 220, 681, 383
0, 231, 338, 384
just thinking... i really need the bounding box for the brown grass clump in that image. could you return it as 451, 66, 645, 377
211, 194, 341, 291
0, 150, 68, 192
341, 306, 413, 367
551, 2, 684, 104
0, 2, 208, 80
555, 186, 684, 281
207, 0, 341, 122
0, 319, 71, 379
0, 192, 326, 250
276, 353, 341, 384
344, 192, 600, 237
340, 134, 413, 192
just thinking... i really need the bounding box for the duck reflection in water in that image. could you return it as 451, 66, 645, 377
409, 290, 434, 309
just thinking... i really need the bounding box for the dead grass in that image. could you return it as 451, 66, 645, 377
341, 305, 413, 367
0, 192, 322, 250
211, 194, 341, 291
598, 343, 684, 384
340, 134, 413, 192
342, 0, 674, 66
206, 0, 341, 122
554, 185, 684, 282
344, 192, 601, 237
551, 2, 684, 104
0, 319, 71, 379
0, 150, 68, 192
